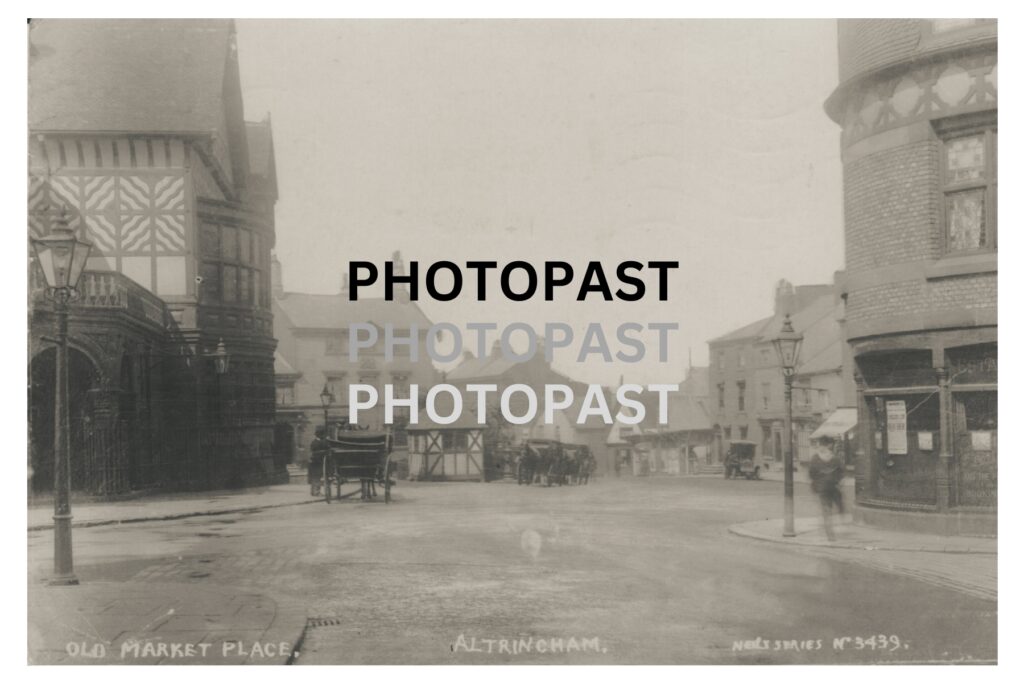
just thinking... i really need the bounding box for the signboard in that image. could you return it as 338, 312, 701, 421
918, 431, 933, 451
971, 431, 992, 451
886, 401, 908, 455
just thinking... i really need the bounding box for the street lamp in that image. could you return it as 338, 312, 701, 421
320, 383, 333, 437
212, 338, 230, 375
771, 313, 803, 538
31, 207, 93, 586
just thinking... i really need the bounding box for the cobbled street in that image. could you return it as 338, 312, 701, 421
27, 477, 997, 664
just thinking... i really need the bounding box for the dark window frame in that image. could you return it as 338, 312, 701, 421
935, 114, 997, 255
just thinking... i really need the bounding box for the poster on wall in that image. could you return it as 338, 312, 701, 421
971, 431, 992, 451
886, 400, 908, 455
918, 431, 933, 451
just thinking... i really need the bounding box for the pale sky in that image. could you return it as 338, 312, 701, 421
236, 19, 843, 385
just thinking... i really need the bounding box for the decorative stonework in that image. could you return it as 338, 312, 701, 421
840, 52, 996, 146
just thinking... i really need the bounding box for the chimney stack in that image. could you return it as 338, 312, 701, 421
774, 278, 796, 316
392, 249, 410, 303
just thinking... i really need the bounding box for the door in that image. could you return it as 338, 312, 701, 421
954, 391, 997, 508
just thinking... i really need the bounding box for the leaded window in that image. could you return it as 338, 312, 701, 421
940, 122, 996, 253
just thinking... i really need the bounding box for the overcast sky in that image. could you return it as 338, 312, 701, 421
236, 19, 843, 385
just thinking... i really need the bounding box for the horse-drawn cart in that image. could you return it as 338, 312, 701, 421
322, 429, 395, 503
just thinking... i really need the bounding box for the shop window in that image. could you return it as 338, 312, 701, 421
937, 118, 997, 253
961, 391, 997, 431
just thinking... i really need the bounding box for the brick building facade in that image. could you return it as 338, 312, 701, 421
708, 281, 850, 470
826, 19, 997, 535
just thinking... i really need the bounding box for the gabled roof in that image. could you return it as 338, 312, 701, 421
663, 394, 712, 432
709, 315, 775, 344
274, 350, 300, 377
445, 354, 520, 381
752, 294, 842, 375
29, 19, 234, 134
273, 292, 434, 331
678, 366, 709, 396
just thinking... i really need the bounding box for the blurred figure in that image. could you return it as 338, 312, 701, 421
309, 426, 328, 496
809, 447, 844, 541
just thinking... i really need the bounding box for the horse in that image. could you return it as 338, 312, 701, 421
517, 444, 539, 485
577, 449, 596, 485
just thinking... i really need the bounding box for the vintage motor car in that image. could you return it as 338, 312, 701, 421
723, 440, 764, 480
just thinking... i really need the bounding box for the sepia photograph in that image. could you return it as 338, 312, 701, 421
22, 13, 1000, 666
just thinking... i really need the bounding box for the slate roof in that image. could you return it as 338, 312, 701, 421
273, 292, 434, 330
274, 350, 300, 377
678, 366, 709, 396
445, 354, 520, 381
245, 119, 278, 198
709, 315, 775, 344
29, 19, 234, 134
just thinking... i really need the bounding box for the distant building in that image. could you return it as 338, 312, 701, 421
271, 254, 438, 467
623, 366, 713, 475
442, 342, 615, 479
707, 281, 851, 468
825, 19, 997, 535
28, 19, 283, 494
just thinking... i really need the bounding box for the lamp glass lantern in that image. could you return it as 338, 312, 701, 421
771, 314, 804, 375
31, 211, 92, 291
320, 383, 333, 408
212, 339, 230, 375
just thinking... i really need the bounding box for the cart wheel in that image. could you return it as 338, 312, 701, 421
384, 454, 392, 504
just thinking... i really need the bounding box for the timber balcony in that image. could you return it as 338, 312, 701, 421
30, 269, 169, 330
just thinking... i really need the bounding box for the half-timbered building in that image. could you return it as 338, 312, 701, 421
28, 19, 283, 495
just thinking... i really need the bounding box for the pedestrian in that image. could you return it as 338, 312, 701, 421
809, 446, 844, 541
309, 426, 328, 497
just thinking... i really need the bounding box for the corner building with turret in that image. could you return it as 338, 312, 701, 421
826, 19, 996, 534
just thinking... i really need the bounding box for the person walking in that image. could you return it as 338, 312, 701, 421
308, 426, 328, 497
808, 446, 844, 541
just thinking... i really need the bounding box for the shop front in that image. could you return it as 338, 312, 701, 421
853, 338, 996, 536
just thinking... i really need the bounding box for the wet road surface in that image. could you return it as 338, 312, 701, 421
28, 476, 997, 664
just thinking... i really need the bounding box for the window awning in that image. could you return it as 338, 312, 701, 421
811, 408, 858, 440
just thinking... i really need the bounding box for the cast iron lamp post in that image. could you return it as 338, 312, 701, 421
320, 383, 333, 437
771, 314, 803, 538
31, 208, 93, 585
